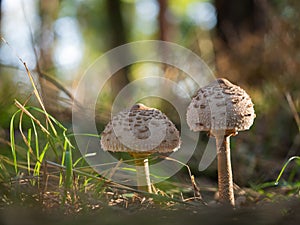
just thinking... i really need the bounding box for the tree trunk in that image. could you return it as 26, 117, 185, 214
37, 0, 59, 113
157, 0, 169, 41
105, 0, 130, 101
0, 0, 2, 32
213, 0, 268, 85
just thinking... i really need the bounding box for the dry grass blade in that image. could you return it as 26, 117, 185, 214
22, 62, 57, 136
14, 100, 50, 135
0, 37, 57, 136
18, 96, 34, 155
159, 155, 206, 205
107, 158, 123, 181
285, 92, 300, 131
45, 160, 138, 192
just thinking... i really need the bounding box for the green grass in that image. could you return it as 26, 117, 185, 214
275, 156, 300, 185
249, 156, 300, 198
3, 97, 205, 211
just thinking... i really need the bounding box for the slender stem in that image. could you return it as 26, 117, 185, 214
131, 153, 152, 193
215, 135, 235, 206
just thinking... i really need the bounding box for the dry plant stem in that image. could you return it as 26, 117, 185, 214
131, 153, 152, 193
215, 134, 235, 206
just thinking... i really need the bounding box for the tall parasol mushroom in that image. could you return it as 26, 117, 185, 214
186, 78, 255, 206
101, 103, 181, 193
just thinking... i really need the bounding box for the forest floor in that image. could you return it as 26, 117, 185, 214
0, 175, 299, 225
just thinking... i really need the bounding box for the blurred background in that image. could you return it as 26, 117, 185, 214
0, 0, 299, 189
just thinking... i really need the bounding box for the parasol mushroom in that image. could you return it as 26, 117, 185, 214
101, 103, 181, 193
186, 78, 255, 206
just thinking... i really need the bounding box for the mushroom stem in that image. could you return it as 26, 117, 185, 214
215, 134, 235, 206
131, 153, 152, 193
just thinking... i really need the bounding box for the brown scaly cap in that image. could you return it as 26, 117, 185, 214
101, 103, 181, 153
186, 78, 256, 135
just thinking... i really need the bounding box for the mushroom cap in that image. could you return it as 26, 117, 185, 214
101, 103, 181, 154
186, 78, 255, 134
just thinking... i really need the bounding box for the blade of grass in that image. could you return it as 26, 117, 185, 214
285, 92, 300, 132
65, 149, 73, 190
159, 155, 204, 201
1, 155, 35, 172
73, 157, 84, 168
33, 142, 49, 177
29, 106, 74, 149
67, 133, 101, 138
10, 110, 21, 174
250, 181, 277, 191
22, 61, 57, 136
28, 106, 66, 159
27, 128, 32, 175
59, 141, 67, 187
29, 107, 66, 129
62, 147, 74, 205
15, 100, 50, 135
0, 37, 57, 137
275, 156, 300, 185
18, 102, 34, 157
31, 118, 40, 160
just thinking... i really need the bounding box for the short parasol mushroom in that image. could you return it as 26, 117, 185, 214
101, 103, 181, 193
186, 78, 255, 206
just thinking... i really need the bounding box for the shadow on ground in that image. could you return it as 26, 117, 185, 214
1, 197, 299, 225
